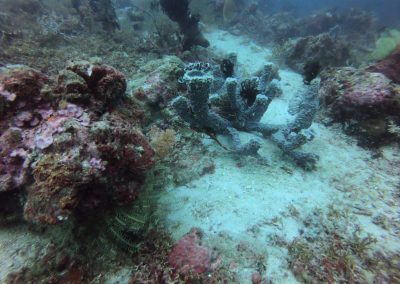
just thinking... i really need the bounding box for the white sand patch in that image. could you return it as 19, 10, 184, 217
159, 31, 400, 283
206, 30, 273, 75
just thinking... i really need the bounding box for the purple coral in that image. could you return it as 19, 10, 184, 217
1, 63, 155, 224
319, 67, 400, 145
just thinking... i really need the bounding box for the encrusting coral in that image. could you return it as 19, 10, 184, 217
0, 62, 155, 224
173, 62, 319, 170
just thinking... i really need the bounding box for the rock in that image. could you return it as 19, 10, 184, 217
319, 66, 400, 146
251, 271, 262, 284
319, 67, 399, 120
283, 33, 350, 71
367, 45, 400, 84
168, 228, 215, 277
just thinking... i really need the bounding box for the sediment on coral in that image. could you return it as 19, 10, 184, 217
285, 206, 398, 283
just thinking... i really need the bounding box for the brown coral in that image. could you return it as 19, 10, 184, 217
66, 61, 126, 103
24, 154, 93, 224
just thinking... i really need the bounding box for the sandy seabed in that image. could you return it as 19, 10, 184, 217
158, 30, 400, 283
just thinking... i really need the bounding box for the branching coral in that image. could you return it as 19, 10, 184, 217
173, 63, 319, 169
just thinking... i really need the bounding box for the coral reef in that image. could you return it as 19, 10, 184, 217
0, 67, 50, 195
160, 0, 210, 50
4, 235, 91, 284
131, 56, 185, 109
222, 0, 238, 23
72, 0, 120, 32
233, 7, 377, 48
319, 67, 400, 146
282, 33, 350, 71
173, 62, 319, 169
367, 45, 400, 84
0, 62, 155, 224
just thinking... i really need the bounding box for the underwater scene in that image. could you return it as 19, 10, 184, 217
1, 0, 400, 283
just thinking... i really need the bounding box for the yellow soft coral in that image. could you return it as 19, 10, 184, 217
148, 126, 176, 159
368, 29, 400, 61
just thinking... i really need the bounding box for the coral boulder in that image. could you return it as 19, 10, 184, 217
168, 228, 217, 277
0, 63, 154, 224
367, 45, 400, 84
319, 67, 400, 145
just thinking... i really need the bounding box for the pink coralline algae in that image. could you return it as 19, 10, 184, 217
0, 63, 155, 224
319, 67, 400, 145
319, 67, 399, 120
0, 67, 52, 194
168, 228, 219, 278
